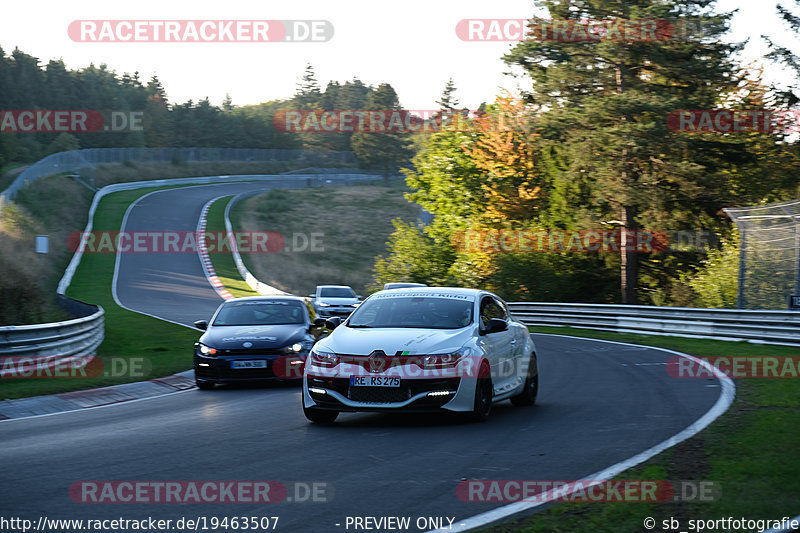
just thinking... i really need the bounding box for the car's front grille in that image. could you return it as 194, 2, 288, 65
308, 377, 460, 404
217, 362, 276, 379
349, 386, 412, 403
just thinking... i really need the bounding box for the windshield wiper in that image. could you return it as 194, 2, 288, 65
347, 324, 373, 328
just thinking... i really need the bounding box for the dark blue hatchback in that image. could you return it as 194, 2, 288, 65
193, 296, 316, 389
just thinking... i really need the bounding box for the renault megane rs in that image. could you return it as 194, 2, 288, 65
302, 287, 538, 423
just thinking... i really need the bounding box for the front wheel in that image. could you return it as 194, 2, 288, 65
303, 405, 339, 424
469, 362, 493, 422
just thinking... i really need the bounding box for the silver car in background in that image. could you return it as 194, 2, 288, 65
308, 285, 361, 318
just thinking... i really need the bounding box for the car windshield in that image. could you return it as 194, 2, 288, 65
212, 301, 305, 326
319, 287, 355, 298
347, 296, 473, 329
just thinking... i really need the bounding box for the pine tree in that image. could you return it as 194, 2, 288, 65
351, 83, 412, 172
503, 0, 742, 303
293, 63, 321, 110
763, 0, 800, 105
436, 78, 460, 111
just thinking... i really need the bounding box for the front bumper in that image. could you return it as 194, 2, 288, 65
303, 375, 469, 412
194, 353, 306, 383
314, 306, 357, 318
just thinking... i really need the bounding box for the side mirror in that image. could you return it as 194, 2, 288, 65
324, 317, 343, 330
483, 318, 508, 335
313, 317, 327, 328
308, 294, 315, 299
193, 320, 208, 331
356, 295, 362, 300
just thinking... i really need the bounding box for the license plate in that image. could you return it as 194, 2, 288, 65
350, 375, 401, 387
231, 360, 267, 369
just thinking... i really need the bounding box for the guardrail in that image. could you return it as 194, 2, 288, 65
0, 298, 104, 377
0, 147, 358, 215
507, 302, 800, 345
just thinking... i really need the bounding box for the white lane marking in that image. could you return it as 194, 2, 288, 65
196, 196, 235, 300
429, 333, 736, 532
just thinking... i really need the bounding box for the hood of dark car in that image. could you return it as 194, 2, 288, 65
199, 324, 308, 350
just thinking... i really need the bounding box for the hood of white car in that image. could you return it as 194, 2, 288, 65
317, 326, 474, 355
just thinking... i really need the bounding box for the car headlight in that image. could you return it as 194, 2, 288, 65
421, 351, 463, 368
198, 343, 217, 356
309, 349, 339, 367
283, 342, 307, 354
318, 302, 331, 307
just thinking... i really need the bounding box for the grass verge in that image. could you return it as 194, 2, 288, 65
204, 195, 258, 298
0, 176, 92, 324
1, 186, 200, 400
485, 326, 800, 532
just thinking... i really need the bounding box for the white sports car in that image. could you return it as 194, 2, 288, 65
302, 287, 538, 423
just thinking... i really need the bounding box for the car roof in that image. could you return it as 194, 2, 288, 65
222, 295, 305, 304
316, 285, 353, 289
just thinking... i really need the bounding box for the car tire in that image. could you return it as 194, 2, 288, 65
304, 405, 339, 424
469, 362, 493, 422
510, 363, 538, 407
196, 380, 215, 390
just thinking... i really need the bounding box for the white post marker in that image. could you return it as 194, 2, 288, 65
35, 235, 49, 254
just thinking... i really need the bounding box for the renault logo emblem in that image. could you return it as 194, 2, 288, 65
368, 350, 387, 373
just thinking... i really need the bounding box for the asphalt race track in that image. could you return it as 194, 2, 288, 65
112, 182, 290, 325
0, 183, 727, 532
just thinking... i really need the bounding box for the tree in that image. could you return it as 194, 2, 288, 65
293, 63, 321, 110
684, 231, 740, 308
350, 83, 412, 172
222, 93, 234, 112
436, 78, 461, 112
143, 75, 173, 147
46, 133, 80, 154
503, 0, 743, 303
465, 94, 545, 224
763, 0, 800, 105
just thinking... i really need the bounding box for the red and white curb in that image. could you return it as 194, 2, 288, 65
0, 370, 196, 421
197, 197, 235, 300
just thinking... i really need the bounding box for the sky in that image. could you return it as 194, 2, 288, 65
1, 0, 797, 111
